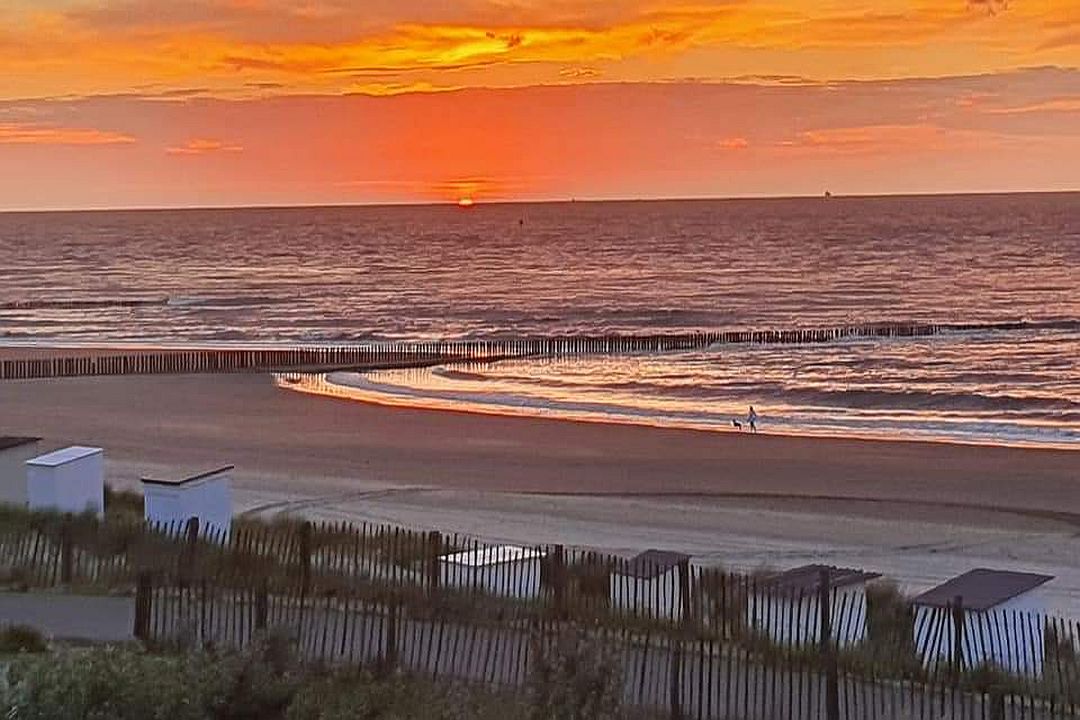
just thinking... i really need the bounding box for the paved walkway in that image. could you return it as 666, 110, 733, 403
0, 592, 134, 642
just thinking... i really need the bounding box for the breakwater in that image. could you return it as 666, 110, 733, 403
0, 320, 1061, 381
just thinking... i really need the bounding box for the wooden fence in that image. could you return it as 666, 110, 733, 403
137, 578, 1079, 720
2, 513, 1079, 717
0, 321, 968, 380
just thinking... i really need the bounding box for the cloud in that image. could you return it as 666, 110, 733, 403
781, 124, 958, 154
986, 97, 1080, 114
774, 121, 1069, 157
559, 66, 602, 80
717, 137, 750, 149
5, 0, 1079, 101
166, 138, 243, 155
0, 122, 135, 145
967, 0, 1009, 16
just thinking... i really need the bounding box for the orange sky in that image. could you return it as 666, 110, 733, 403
0, 0, 1077, 208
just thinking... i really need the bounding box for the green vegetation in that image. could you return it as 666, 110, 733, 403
527, 627, 623, 720
3, 636, 296, 720
0, 625, 48, 655
0, 630, 627, 720
286, 672, 519, 720
104, 485, 145, 522
860, 581, 922, 676
2, 500, 1078, 711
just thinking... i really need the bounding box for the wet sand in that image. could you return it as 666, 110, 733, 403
2, 369, 1079, 613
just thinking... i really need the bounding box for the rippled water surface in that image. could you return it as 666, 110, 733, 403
2, 195, 1078, 447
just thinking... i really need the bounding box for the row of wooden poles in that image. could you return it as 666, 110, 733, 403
0, 322, 951, 380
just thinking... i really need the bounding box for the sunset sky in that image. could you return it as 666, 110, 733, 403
1, 0, 1078, 209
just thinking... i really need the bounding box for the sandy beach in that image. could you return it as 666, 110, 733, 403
2, 365, 1079, 614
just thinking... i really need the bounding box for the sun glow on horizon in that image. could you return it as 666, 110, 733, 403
457, 197, 475, 207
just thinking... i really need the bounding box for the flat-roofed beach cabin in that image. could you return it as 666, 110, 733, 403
610, 549, 692, 621
747, 564, 881, 648
439, 545, 546, 599
141, 466, 234, 538
26, 445, 104, 515
913, 568, 1053, 676
0, 436, 41, 507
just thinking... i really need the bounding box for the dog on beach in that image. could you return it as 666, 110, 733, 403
732, 420, 742, 430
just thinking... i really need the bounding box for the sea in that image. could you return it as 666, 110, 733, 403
1, 193, 1078, 449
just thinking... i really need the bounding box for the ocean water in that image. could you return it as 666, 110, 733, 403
1, 194, 1078, 448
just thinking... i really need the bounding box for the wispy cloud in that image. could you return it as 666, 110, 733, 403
717, 137, 750, 150
165, 138, 243, 155
0, 122, 135, 145
986, 97, 1080, 114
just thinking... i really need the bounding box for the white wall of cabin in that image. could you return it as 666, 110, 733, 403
143, 473, 232, 538
440, 558, 542, 599
610, 569, 683, 621
0, 443, 40, 507
746, 585, 868, 648
914, 589, 1048, 677
26, 451, 104, 515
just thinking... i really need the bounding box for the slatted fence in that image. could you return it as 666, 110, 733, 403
2, 513, 1079, 717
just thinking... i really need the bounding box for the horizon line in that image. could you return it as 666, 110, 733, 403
1, 188, 1077, 215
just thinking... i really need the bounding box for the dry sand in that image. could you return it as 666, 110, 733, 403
1, 369, 1079, 614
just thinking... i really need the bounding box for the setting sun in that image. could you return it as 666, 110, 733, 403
457, 197, 475, 208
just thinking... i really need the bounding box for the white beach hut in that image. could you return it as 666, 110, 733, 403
439, 545, 545, 599
141, 466, 234, 538
912, 568, 1053, 677
747, 564, 881, 648
610, 550, 692, 621
25, 446, 104, 515
0, 437, 41, 507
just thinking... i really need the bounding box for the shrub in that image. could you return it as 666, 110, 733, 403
866, 582, 912, 646
0, 625, 48, 654
527, 627, 623, 720
1, 633, 301, 720
286, 671, 517, 720
697, 569, 749, 638
104, 485, 144, 520
203, 633, 300, 720
3, 646, 207, 720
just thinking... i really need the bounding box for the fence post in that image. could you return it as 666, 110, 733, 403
819, 568, 840, 720
134, 571, 152, 641
182, 516, 199, 584
988, 688, 1005, 720
60, 516, 73, 585
670, 634, 684, 720
552, 545, 566, 619
952, 595, 964, 675
299, 521, 312, 593
385, 601, 400, 670
427, 531, 441, 595
671, 557, 692, 719
678, 558, 692, 625
255, 577, 269, 631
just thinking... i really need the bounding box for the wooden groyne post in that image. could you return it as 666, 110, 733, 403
0, 322, 955, 381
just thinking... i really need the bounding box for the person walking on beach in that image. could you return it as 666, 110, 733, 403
747, 406, 758, 433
